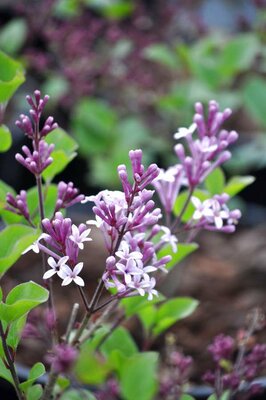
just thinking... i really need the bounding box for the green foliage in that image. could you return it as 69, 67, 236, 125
121, 293, 165, 318
157, 242, 198, 271
0, 358, 13, 385
0, 19, 27, 55
243, 76, 266, 127
207, 391, 230, 400
151, 297, 199, 336
60, 390, 97, 400
119, 352, 158, 400
41, 75, 70, 104
0, 50, 25, 103
0, 281, 49, 323
20, 363, 46, 392
43, 128, 78, 182
205, 168, 225, 196
85, 0, 134, 20
224, 176, 255, 197
0, 225, 39, 276
100, 326, 138, 358
180, 395, 196, 400
143, 43, 179, 69
0, 125, 12, 152
26, 385, 43, 400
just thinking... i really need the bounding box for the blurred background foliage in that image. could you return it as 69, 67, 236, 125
0, 0, 266, 193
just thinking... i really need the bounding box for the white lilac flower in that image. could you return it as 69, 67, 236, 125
69, 224, 92, 250
60, 262, 85, 286
22, 233, 50, 254
209, 200, 229, 229
116, 258, 144, 284
174, 123, 197, 140
115, 241, 143, 262
160, 226, 178, 253
191, 197, 214, 220
43, 256, 69, 280
127, 274, 158, 300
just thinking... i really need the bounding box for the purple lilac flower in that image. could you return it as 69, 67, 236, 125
208, 334, 235, 364
15, 140, 54, 175
6, 190, 30, 220
55, 181, 85, 212
152, 165, 184, 214
174, 101, 238, 188
46, 343, 77, 374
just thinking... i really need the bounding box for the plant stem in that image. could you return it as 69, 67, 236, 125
171, 187, 194, 233
0, 322, 24, 400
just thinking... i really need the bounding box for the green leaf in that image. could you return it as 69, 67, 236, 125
6, 315, 27, 350
60, 389, 97, 400
120, 293, 165, 318
41, 75, 69, 104
0, 125, 12, 152
27, 184, 58, 222
0, 19, 27, 55
218, 34, 259, 78
72, 98, 118, 156
75, 339, 110, 384
20, 363, 45, 391
157, 243, 198, 271
86, 0, 134, 20
143, 44, 178, 69
26, 384, 43, 400
100, 327, 137, 358
173, 189, 209, 222
120, 352, 158, 400
180, 395, 196, 400
243, 76, 266, 127
0, 225, 39, 277
224, 176, 255, 197
137, 304, 157, 332
0, 179, 15, 209
0, 282, 49, 323
43, 128, 78, 182
204, 168, 225, 195
53, 0, 81, 18
152, 297, 199, 336
0, 50, 25, 102
0, 358, 13, 385
207, 391, 230, 400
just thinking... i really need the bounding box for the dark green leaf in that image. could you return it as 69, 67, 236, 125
60, 389, 97, 400
121, 293, 165, 318
0, 358, 13, 385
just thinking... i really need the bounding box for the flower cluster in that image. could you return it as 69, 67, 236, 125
190, 194, 241, 232
203, 334, 266, 396
174, 100, 238, 188
6, 190, 30, 221
87, 150, 175, 299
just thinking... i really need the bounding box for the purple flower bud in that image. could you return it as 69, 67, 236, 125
46, 343, 77, 374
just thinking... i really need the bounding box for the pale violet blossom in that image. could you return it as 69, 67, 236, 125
43, 256, 69, 280
209, 200, 229, 229
69, 224, 92, 250
160, 226, 178, 253
60, 262, 85, 286
115, 241, 143, 262
174, 123, 197, 140
127, 275, 158, 300
22, 233, 50, 254
191, 197, 214, 220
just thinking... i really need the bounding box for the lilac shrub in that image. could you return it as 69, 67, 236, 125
0, 90, 255, 400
